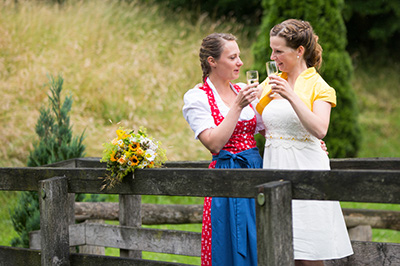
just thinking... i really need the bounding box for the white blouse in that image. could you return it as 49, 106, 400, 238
182, 78, 265, 139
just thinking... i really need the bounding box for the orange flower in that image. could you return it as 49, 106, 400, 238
118, 156, 126, 165
129, 155, 139, 166
135, 147, 144, 156
110, 151, 118, 162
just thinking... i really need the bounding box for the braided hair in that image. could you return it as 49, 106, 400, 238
270, 19, 323, 70
199, 33, 237, 81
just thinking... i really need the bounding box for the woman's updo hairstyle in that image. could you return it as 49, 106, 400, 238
199, 33, 237, 81
270, 19, 323, 70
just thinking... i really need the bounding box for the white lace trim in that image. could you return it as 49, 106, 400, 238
264, 134, 319, 149
262, 99, 320, 149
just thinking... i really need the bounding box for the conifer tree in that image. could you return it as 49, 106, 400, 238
252, 0, 361, 158
10, 74, 86, 247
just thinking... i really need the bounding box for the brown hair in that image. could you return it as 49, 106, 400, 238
199, 33, 237, 81
270, 19, 323, 69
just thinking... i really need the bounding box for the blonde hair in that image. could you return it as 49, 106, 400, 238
270, 19, 323, 69
199, 33, 237, 81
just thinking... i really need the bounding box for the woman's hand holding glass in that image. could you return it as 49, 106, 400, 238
266, 61, 280, 98
233, 70, 259, 109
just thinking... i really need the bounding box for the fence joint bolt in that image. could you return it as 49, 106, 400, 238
257, 193, 265, 206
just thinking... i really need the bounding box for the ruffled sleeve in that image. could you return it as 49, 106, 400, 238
314, 81, 336, 107
182, 87, 216, 139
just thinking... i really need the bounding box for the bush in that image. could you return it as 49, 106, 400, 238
10, 74, 86, 248
252, 0, 361, 158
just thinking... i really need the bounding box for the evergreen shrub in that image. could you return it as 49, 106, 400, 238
10, 74, 86, 247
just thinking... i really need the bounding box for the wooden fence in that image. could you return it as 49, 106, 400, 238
0, 157, 400, 265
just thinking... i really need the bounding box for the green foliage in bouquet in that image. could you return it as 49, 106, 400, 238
252, 0, 361, 158
10, 74, 86, 248
101, 127, 167, 190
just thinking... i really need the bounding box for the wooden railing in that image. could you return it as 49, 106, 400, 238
0, 157, 399, 265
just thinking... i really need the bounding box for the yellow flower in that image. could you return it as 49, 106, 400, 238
129, 142, 140, 152
111, 138, 119, 145
129, 155, 139, 166
116, 129, 126, 139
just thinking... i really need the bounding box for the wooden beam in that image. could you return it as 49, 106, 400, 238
84, 223, 201, 257
256, 181, 294, 265
70, 252, 189, 265
29, 224, 86, 250
39, 176, 71, 266
1, 167, 399, 203
0, 246, 41, 266
325, 241, 400, 265
72, 157, 400, 170
74, 202, 203, 224
119, 194, 142, 259
343, 208, 400, 231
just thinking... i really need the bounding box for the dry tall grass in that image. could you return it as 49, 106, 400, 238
0, 0, 254, 167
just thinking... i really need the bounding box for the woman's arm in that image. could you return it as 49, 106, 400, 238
269, 76, 332, 139
198, 84, 258, 153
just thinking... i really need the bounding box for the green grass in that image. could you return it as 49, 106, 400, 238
0, 192, 19, 245
0, 0, 399, 265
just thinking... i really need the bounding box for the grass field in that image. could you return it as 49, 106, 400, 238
0, 0, 399, 264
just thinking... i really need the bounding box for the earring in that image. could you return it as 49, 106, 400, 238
297, 56, 299, 59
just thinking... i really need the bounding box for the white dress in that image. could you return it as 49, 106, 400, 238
262, 99, 353, 260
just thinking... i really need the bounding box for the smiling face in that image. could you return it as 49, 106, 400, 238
209, 40, 243, 81
270, 36, 300, 73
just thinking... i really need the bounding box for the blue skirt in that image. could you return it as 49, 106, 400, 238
211, 148, 262, 266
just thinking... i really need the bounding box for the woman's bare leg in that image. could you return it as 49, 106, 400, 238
295, 260, 324, 266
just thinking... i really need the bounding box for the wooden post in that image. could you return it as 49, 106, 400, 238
119, 194, 142, 258
39, 176, 70, 266
256, 180, 294, 266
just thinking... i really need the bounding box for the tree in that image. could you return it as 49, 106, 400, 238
343, 0, 400, 59
252, 0, 361, 158
10, 74, 86, 247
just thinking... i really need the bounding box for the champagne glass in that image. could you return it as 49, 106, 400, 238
266, 61, 279, 97
246, 70, 259, 85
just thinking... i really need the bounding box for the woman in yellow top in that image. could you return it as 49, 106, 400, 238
257, 19, 353, 265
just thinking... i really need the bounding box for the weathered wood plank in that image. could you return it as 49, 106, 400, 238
70, 253, 193, 266
330, 157, 400, 170
29, 223, 201, 257
256, 181, 294, 266
119, 194, 142, 259
84, 223, 201, 257
347, 225, 372, 241
343, 208, 400, 231
325, 241, 400, 265
29, 224, 86, 250
0, 246, 41, 266
1, 167, 399, 203
72, 157, 400, 170
74, 202, 203, 224
39, 176, 71, 266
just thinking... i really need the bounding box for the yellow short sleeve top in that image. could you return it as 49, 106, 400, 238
256, 67, 336, 114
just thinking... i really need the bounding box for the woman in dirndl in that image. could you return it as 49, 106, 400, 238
182, 33, 264, 266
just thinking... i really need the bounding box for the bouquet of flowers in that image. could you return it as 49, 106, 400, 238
100, 127, 167, 190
